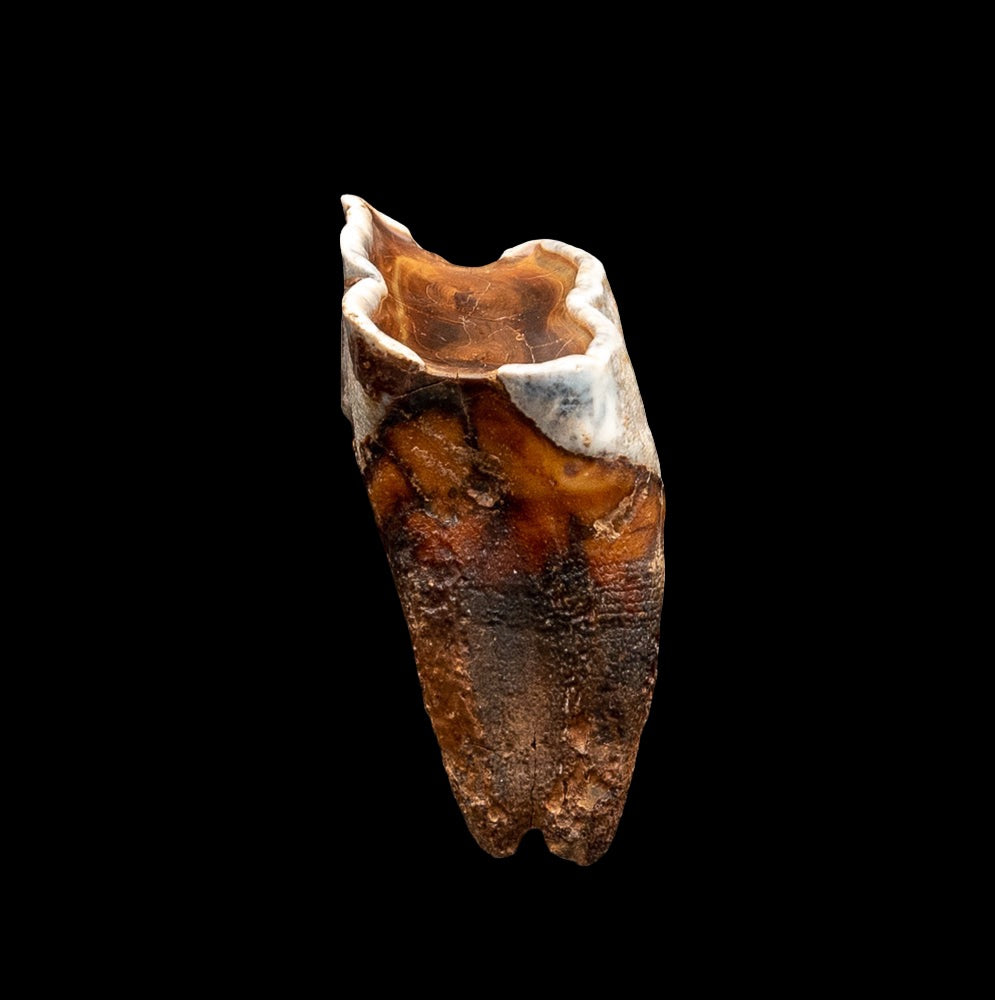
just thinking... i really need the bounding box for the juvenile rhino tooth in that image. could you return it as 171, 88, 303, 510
340, 195, 665, 865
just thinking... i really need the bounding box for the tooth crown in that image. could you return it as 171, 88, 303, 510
341, 196, 664, 865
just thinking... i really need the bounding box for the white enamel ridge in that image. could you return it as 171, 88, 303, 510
340, 195, 660, 474
495, 239, 659, 475
340, 195, 426, 370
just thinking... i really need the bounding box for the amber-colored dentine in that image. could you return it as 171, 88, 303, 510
584, 481, 666, 570
470, 391, 636, 523
369, 385, 647, 577
366, 455, 414, 515
383, 411, 475, 517
369, 213, 592, 372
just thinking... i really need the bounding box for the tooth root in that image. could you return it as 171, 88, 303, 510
341, 195, 664, 865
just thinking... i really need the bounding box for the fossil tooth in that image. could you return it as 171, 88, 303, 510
340, 195, 665, 865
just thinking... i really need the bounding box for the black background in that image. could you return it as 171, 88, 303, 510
181, 148, 828, 924
69, 40, 902, 961
333, 184, 683, 879
319, 171, 793, 890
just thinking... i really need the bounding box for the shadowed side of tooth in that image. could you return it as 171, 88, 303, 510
340, 196, 664, 865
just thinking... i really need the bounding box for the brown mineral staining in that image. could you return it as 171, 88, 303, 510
342, 197, 664, 865
374, 386, 650, 578
383, 411, 474, 516
584, 476, 666, 577
367, 211, 593, 371
472, 390, 637, 522
404, 507, 487, 571
361, 384, 664, 865
416, 651, 483, 757
366, 455, 413, 517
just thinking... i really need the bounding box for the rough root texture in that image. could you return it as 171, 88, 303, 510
361, 378, 664, 865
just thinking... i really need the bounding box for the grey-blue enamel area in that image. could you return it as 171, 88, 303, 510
502, 367, 611, 450
497, 351, 659, 474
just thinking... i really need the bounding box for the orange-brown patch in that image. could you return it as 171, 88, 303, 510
567, 716, 594, 754
368, 218, 592, 372
584, 484, 664, 572
383, 411, 472, 515
418, 655, 485, 754
366, 455, 414, 520
470, 390, 639, 565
